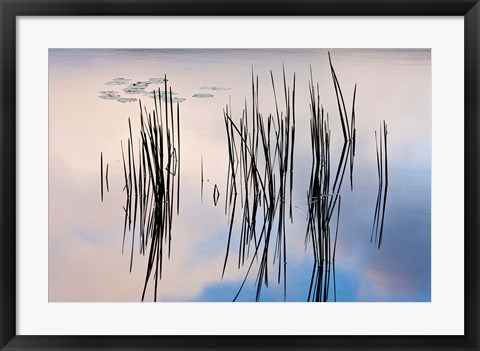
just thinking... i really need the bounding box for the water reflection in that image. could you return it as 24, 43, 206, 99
371, 121, 389, 249
220, 67, 296, 301
103, 55, 388, 302
50, 48, 430, 302
304, 56, 358, 302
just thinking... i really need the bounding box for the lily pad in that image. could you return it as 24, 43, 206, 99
117, 97, 137, 103
200, 86, 230, 91
192, 93, 214, 98
99, 95, 119, 100
123, 87, 146, 94
98, 91, 120, 100
123, 81, 151, 94
105, 78, 131, 85
148, 78, 166, 84
144, 90, 178, 99
129, 81, 149, 89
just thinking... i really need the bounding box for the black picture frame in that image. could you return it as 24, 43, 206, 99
1, 1, 479, 350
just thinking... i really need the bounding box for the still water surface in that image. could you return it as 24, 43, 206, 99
49, 49, 431, 302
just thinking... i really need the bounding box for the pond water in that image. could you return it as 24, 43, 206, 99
49, 48, 431, 302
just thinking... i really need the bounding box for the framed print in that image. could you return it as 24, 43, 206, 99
1, 1, 479, 350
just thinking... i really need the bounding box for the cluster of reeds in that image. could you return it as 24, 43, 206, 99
120, 75, 181, 301
371, 120, 388, 249
221, 66, 296, 302
98, 54, 389, 303
328, 52, 357, 191
304, 53, 357, 302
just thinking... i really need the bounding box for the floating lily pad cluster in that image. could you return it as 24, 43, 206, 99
99, 77, 186, 104
123, 81, 150, 94
99, 77, 231, 104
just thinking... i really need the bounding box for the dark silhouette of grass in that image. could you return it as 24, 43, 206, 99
113, 76, 182, 301
305, 75, 339, 301
120, 140, 129, 253
106, 163, 109, 192
289, 72, 296, 223
201, 155, 204, 202
371, 121, 388, 249
304, 53, 357, 302
176, 103, 181, 215
220, 66, 296, 302
97, 54, 382, 303
218, 55, 359, 302
100, 152, 103, 202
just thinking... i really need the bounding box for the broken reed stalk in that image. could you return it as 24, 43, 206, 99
213, 184, 220, 206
